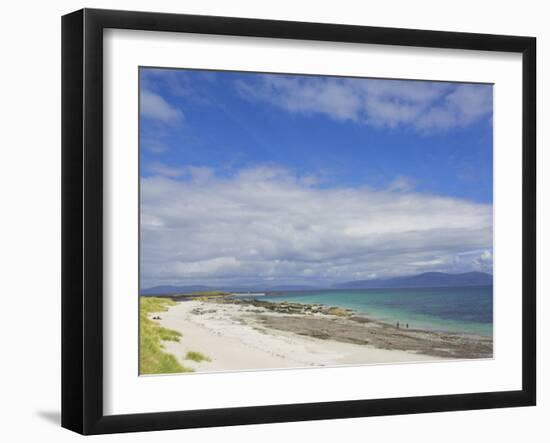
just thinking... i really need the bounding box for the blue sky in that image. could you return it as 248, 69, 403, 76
139, 68, 493, 288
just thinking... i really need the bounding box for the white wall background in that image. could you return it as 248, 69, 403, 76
0, 0, 546, 441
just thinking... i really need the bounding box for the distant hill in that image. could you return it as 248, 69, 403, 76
140, 283, 318, 295
264, 285, 317, 291
140, 285, 213, 295
141, 272, 492, 295
336, 272, 492, 289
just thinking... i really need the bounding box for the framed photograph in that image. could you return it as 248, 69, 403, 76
61, 8, 536, 435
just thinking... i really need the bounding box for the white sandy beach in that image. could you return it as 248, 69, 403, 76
155, 300, 441, 373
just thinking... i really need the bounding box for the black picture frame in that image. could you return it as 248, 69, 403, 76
61, 8, 536, 435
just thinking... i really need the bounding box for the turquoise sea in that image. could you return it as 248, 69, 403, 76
245, 286, 493, 337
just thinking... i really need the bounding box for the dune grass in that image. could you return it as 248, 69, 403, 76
139, 297, 193, 375
185, 351, 211, 363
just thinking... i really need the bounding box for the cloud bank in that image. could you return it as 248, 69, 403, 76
140, 89, 183, 123
236, 76, 492, 132
140, 165, 493, 287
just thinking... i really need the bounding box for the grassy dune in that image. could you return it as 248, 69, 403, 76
139, 297, 193, 375
185, 351, 211, 363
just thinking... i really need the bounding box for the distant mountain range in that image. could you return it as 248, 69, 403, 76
140, 284, 316, 296
335, 272, 492, 289
140, 285, 213, 295
140, 272, 492, 295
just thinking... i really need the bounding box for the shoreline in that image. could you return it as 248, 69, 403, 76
225, 296, 493, 339
149, 288, 493, 338
150, 297, 493, 374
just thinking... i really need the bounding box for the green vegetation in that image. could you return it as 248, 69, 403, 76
326, 306, 353, 317
183, 291, 231, 301
139, 297, 193, 375
184, 351, 212, 363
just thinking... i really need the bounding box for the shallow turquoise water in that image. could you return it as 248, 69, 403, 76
251, 286, 493, 337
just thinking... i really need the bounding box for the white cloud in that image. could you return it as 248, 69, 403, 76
140, 166, 493, 287
416, 84, 493, 131
387, 175, 416, 192
141, 69, 216, 105
236, 76, 492, 132
140, 89, 183, 123
142, 139, 169, 154
147, 162, 186, 178
145, 163, 214, 181
236, 76, 361, 122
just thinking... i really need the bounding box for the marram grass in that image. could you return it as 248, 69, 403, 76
139, 297, 193, 374
185, 351, 211, 363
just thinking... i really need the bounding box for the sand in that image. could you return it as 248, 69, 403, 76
152, 299, 480, 373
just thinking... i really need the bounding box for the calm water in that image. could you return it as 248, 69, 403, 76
245, 286, 493, 337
